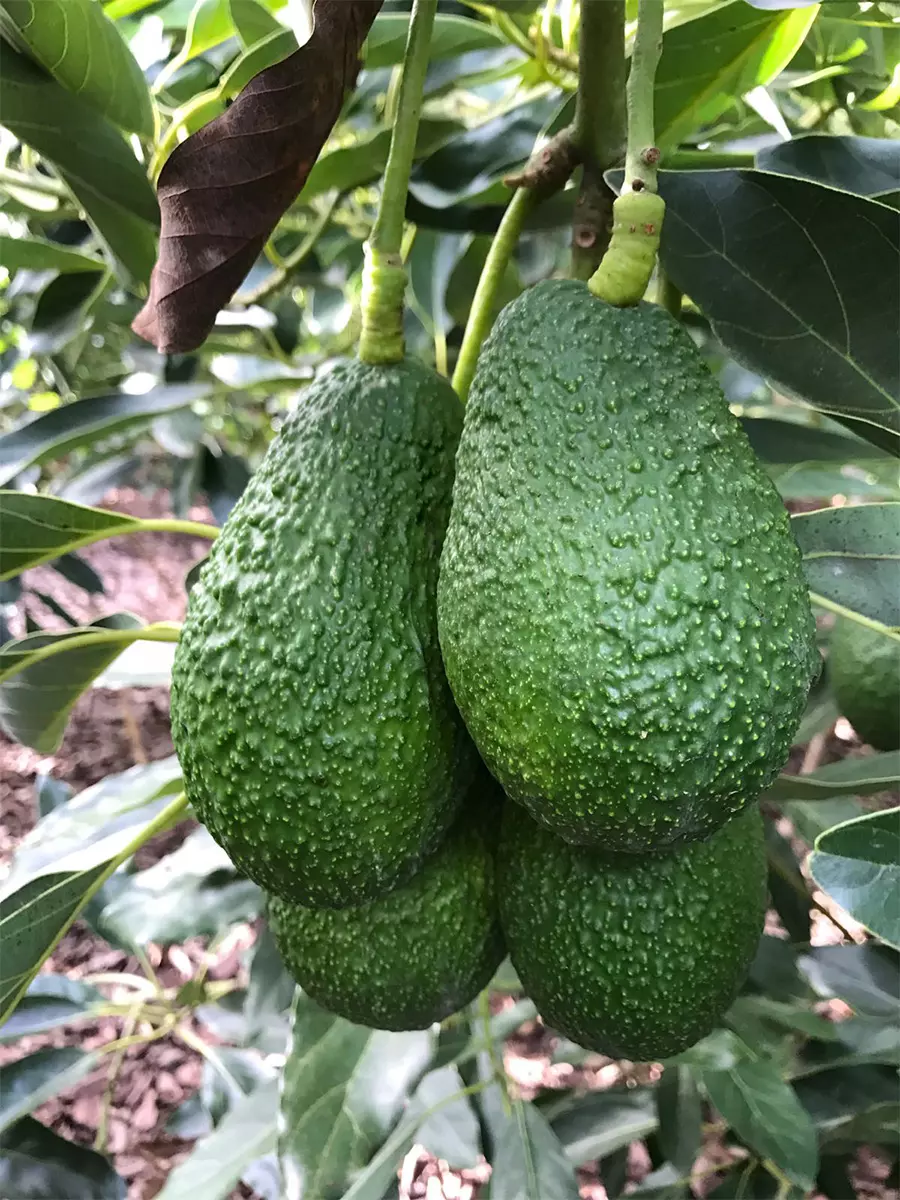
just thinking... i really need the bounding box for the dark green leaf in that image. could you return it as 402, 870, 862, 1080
0, 974, 102, 1043
783, 798, 867, 845
765, 751, 900, 804
670, 1028, 757, 1071
758, 135, 900, 197
408, 229, 471, 337
199, 444, 251, 524
728, 995, 840, 1042
794, 1064, 900, 1145
0, 613, 151, 752
27, 270, 107, 355
547, 1086, 658, 1166
0, 1116, 125, 1199
799, 943, 900, 1018
747, 936, 809, 1002
242, 923, 295, 1052
0, 757, 183, 1022
809, 807, 900, 948
656, 170, 900, 454
98, 827, 262, 945
364, 12, 504, 69
416, 1066, 481, 1169
0, 1048, 98, 1133
156, 1079, 279, 1200
0, 47, 158, 282
655, 2, 817, 149
0, 384, 209, 486
792, 503, 900, 628
278, 995, 433, 1199
228, 0, 281, 48
49, 551, 105, 595
765, 817, 812, 943
0, 234, 104, 273
700, 1061, 818, 1187
487, 1092, 581, 1200
0, 0, 152, 134
302, 119, 459, 203
655, 1066, 702, 1174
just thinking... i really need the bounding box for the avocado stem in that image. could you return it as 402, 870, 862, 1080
451, 186, 536, 405
623, 0, 664, 196
358, 0, 438, 365
571, 0, 626, 280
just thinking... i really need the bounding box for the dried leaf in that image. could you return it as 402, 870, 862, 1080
133, 0, 382, 353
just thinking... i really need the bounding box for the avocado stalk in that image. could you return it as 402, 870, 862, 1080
358, 0, 437, 365
589, 0, 666, 307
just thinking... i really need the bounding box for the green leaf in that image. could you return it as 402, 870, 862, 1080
486, 1092, 581, 1200
26, 270, 108, 356
0, 974, 103, 1043
154, 0, 235, 93
0, 491, 215, 581
0, 758, 184, 1023
727, 995, 840, 1042
765, 751, 900, 804
655, 169, 899, 455
0, 234, 104, 273
548, 1088, 658, 1165
792, 503, 900, 629
700, 1061, 818, 1187
809, 807, 900, 948
0, 1116, 125, 1199
217, 26, 296, 95
655, 1066, 702, 1175
278, 994, 433, 1199
670, 1028, 757, 1071
0, 0, 153, 134
156, 1078, 279, 1200
655, 1, 818, 149
228, 0, 280, 48
408, 229, 471, 338
765, 817, 812, 943
98, 827, 262, 945
799, 943, 900, 1018
302, 118, 459, 203
416, 1066, 481, 1169
794, 1063, 900, 1145
364, 12, 504, 69
758, 135, 900, 197
782, 797, 867, 845
0, 614, 164, 752
242, 924, 295, 1052
0, 47, 158, 282
0, 384, 209, 486
0, 1047, 99, 1133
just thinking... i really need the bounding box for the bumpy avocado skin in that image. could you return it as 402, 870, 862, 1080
171, 358, 476, 908
830, 617, 900, 751
268, 773, 507, 1030
438, 279, 818, 852
497, 802, 766, 1061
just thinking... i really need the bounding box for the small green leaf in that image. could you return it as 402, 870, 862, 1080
26, 271, 109, 356
765, 817, 812, 943
0, 234, 104, 273
548, 1087, 658, 1165
364, 12, 504, 69
228, 0, 280, 48
0, 1047, 99, 1133
278, 994, 433, 1199
0, 614, 167, 752
799, 943, 900, 1018
302, 119, 458, 203
0, 975, 103, 1043
156, 1079, 279, 1200
98, 827, 262, 945
700, 1061, 818, 1187
764, 751, 900, 804
0, 0, 153, 134
486, 1090, 581, 1200
655, 1, 818, 149
416, 1066, 481, 1169
655, 1066, 702, 1174
0, 384, 210, 486
0, 1116, 125, 1199
809, 808, 900, 948
792, 503, 900, 629
0, 47, 158, 282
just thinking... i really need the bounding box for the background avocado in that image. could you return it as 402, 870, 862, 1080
830, 617, 900, 751
268, 772, 506, 1031
171, 358, 476, 909
497, 802, 766, 1062
438, 280, 818, 853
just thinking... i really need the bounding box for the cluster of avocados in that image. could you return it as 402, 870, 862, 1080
171, 278, 820, 1062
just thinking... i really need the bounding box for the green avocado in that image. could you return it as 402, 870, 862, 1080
438, 280, 818, 852
268, 772, 506, 1030
830, 617, 900, 751
171, 358, 476, 908
497, 802, 766, 1061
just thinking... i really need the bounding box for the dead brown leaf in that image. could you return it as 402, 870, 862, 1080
132, 0, 382, 354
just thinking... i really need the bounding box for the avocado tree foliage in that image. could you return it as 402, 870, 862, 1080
0, 0, 898, 1196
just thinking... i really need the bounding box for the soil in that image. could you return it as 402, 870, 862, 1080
1, 489, 895, 1200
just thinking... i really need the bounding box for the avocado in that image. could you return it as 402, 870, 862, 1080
830, 617, 900, 751
171, 358, 476, 908
268, 772, 506, 1030
497, 802, 766, 1061
438, 280, 818, 852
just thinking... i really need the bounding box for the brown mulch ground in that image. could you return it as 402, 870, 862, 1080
1, 488, 896, 1200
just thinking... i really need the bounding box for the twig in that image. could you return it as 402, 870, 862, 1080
623, 0, 665, 194
235, 193, 340, 307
